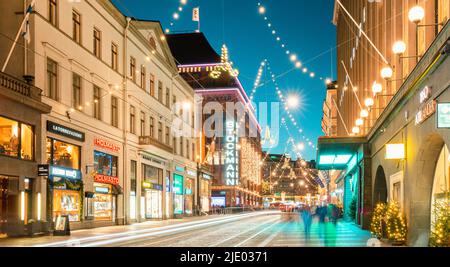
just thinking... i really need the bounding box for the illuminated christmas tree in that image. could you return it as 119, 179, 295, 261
385, 202, 407, 244
370, 202, 387, 239
429, 196, 450, 247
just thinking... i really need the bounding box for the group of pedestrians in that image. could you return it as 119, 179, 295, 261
298, 204, 341, 240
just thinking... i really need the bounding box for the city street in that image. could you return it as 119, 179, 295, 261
0, 211, 372, 247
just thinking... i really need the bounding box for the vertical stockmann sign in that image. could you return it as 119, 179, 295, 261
224, 120, 239, 186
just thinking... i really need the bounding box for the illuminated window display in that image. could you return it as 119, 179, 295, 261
142, 164, 163, 219
431, 146, 450, 224
53, 189, 81, 222
93, 183, 113, 221
46, 138, 80, 170
184, 178, 194, 215
0, 116, 34, 160
173, 174, 184, 215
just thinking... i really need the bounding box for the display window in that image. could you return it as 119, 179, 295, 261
46, 138, 80, 170
93, 183, 113, 221
94, 151, 118, 177
0, 116, 34, 160
145, 189, 162, 219
431, 146, 450, 226
174, 194, 183, 215
143, 164, 163, 185
53, 189, 81, 222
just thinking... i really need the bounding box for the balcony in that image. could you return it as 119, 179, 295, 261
0, 72, 50, 113
139, 136, 173, 153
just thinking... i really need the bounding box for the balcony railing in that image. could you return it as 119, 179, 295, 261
139, 136, 173, 153
0, 72, 42, 101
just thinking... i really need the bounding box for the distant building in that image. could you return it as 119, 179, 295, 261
321, 81, 338, 137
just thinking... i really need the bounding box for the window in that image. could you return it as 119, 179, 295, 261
149, 74, 155, 97
150, 117, 154, 138
173, 137, 177, 154
130, 57, 136, 82
0, 116, 34, 160
158, 81, 163, 102
94, 151, 118, 177
140, 66, 146, 90
93, 86, 101, 120
192, 143, 195, 161
173, 95, 177, 114
130, 160, 137, 194
165, 88, 170, 107
93, 28, 102, 59
130, 105, 136, 134
46, 138, 80, 169
48, 0, 58, 26
149, 37, 157, 50
72, 73, 82, 110
158, 122, 163, 141
46, 58, 58, 100
186, 140, 190, 159
180, 137, 184, 156
140, 111, 145, 136
111, 96, 118, 127
111, 43, 118, 71
165, 126, 170, 145
72, 10, 81, 44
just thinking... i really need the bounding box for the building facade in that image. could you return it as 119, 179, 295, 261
318, 0, 450, 246
166, 33, 263, 208
321, 81, 338, 137
0, 0, 198, 235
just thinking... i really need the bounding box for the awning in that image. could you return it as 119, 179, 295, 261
316, 136, 366, 170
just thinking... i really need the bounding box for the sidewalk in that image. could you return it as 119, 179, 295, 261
0, 213, 232, 247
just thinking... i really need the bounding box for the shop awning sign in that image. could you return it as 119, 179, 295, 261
95, 174, 119, 185
50, 166, 81, 180
38, 164, 50, 176
437, 103, 450, 128
47, 121, 85, 142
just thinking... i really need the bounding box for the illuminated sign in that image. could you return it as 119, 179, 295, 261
173, 174, 184, 195
224, 120, 239, 186
202, 173, 212, 180
175, 166, 185, 173
186, 170, 197, 177
95, 187, 110, 194
50, 166, 81, 180
386, 144, 406, 160
437, 103, 450, 128
47, 121, 85, 142
142, 182, 163, 191
95, 174, 119, 186
185, 189, 193, 195
416, 86, 436, 125
94, 138, 120, 152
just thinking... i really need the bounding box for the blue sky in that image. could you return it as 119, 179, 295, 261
111, 0, 337, 161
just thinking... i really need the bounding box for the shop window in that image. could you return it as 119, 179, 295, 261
94, 151, 118, 177
46, 138, 80, 170
93, 183, 113, 221
143, 164, 163, 185
53, 189, 81, 222
0, 116, 34, 160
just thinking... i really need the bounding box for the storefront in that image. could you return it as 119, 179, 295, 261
173, 172, 184, 216
184, 177, 194, 216
46, 121, 85, 223
199, 172, 212, 212
142, 164, 163, 219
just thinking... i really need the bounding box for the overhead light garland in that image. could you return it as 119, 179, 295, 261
257, 2, 331, 84
165, 0, 189, 33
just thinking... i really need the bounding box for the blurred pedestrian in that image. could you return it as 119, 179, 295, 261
300, 206, 313, 241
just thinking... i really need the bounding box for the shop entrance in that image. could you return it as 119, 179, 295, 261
430, 145, 449, 233
374, 166, 388, 205
0, 176, 19, 237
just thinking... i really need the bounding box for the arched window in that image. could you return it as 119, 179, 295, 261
149, 36, 156, 50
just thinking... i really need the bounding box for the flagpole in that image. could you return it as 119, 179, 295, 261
197, 7, 201, 32
2, 0, 35, 73
24, 0, 28, 76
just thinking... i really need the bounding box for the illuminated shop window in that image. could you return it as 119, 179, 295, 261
46, 138, 80, 170
94, 151, 118, 177
0, 116, 34, 160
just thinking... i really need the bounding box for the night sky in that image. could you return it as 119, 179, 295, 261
111, 0, 337, 161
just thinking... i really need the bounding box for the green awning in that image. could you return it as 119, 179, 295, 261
316, 136, 366, 170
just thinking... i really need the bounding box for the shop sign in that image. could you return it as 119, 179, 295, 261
224, 120, 239, 186
415, 86, 436, 125
175, 166, 185, 173
142, 182, 163, 191
95, 186, 110, 194
187, 170, 197, 177
95, 174, 119, 186
437, 103, 450, 128
50, 166, 81, 180
47, 121, 85, 142
202, 173, 212, 180
94, 138, 120, 152
185, 188, 193, 195
415, 100, 437, 125
38, 164, 50, 176
173, 174, 184, 195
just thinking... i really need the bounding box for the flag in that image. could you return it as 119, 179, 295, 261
193, 7, 200, 22
21, 0, 35, 44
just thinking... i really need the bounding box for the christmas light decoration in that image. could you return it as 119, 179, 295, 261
429, 196, 450, 247
256, 2, 329, 84
166, 0, 189, 33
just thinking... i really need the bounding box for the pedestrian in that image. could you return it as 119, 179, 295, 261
300, 206, 313, 241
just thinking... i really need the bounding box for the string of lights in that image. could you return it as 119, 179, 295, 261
257, 2, 332, 85
165, 0, 190, 33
